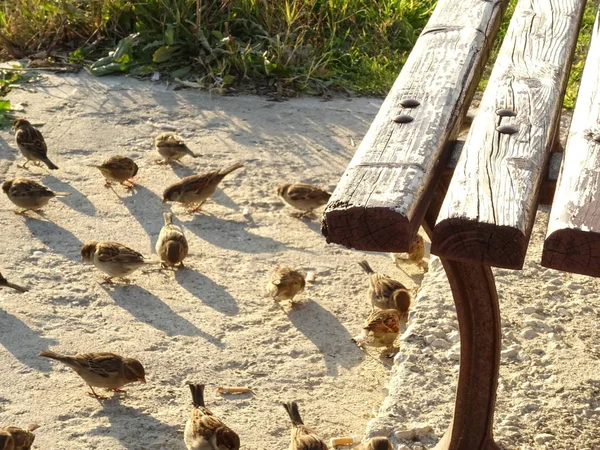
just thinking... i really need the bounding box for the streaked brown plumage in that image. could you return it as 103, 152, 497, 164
162, 162, 244, 212
12, 118, 58, 170
39, 350, 146, 399
352, 309, 403, 349
277, 183, 331, 217
184, 383, 240, 450
81, 241, 153, 283
358, 260, 411, 314
0, 425, 37, 450
92, 155, 138, 189
154, 132, 200, 164
283, 402, 328, 450
391, 234, 427, 270
2, 178, 70, 213
356, 437, 393, 450
0, 272, 28, 293
267, 267, 305, 303
0, 430, 14, 450
156, 212, 188, 268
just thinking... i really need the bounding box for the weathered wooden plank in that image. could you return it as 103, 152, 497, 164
432, 0, 586, 269
542, 11, 600, 277
320, 0, 509, 252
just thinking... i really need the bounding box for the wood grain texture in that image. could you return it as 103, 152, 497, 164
542, 11, 600, 277
320, 0, 509, 252
432, 0, 586, 269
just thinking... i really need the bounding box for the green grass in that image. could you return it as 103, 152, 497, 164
0, 0, 596, 103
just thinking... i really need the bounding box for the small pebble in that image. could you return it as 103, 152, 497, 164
534, 433, 555, 444
242, 207, 250, 216
522, 329, 538, 340
430, 338, 451, 349
305, 271, 316, 283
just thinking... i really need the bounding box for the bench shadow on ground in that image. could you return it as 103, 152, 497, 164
101, 284, 224, 348
24, 216, 83, 261
286, 300, 363, 376
174, 268, 239, 316
42, 174, 97, 216
0, 136, 17, 163
0, 310, 59, 372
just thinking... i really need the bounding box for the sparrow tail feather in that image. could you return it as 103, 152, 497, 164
358, 260, 374, 274
218, 162, 244, 176
189, 383, 206, 408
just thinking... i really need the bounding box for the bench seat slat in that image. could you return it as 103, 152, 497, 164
542, 11, 600, 277
321, 0, 509, 252
432, 0, 587, 269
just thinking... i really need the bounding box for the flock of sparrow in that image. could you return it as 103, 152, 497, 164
0, 118, 426, 450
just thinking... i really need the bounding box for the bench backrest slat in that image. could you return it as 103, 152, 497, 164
542, 10, 600, 276
432, 0, 586, 269
321, 0, 509, 252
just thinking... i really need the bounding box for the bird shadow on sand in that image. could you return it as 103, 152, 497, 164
101, 284, 224, 348
174, 268, 239, 316
171, 163, 197, 179
0, 136, 16, 163
0, 310, 59, 372
42, 175, 97, 216
119, 184, 164, 251
286, 300, 363, 376
90, 401, 180, 449
24, 217, 83, 261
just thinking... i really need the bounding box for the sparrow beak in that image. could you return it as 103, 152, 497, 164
138, 377, 147, 384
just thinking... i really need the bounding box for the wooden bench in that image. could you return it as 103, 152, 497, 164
322, 0, 599, 448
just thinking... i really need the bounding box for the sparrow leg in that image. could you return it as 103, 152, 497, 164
14, 209, 28, 215
187, 201, 206, 213
177, 262, 185, 269
88, 386, 110, 400
104, 180, 113, 188
112, 388, 126, 393
154, 159, 169, 165
17, 160, 30, 169
101, 277, 114, 285
122, 181, 136, 190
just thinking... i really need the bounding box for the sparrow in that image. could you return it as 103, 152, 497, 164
39, 350, 146, 399
390, 233, 427, 270
154, 132, 200, 164
352, 309, 404, 350
358, 260, 411, 314
0, 425, 38, 450
184, 383, 240, 450
277, 183, 331, 217
356, 437, 393, 450
162, 162, 244, 212
282, 401, 328, 450
156, 212, 188, 268
2, 178, 70, 213
0, 272, 28, 293
81, 241, 153, 283
12, 118, 58, 170
267, 267, 305, 303
91, 155, 138, 189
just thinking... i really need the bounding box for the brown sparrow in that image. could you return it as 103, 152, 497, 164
356, 438, 393, 450
184, 383, 240, 450
358, 260, 411, 314
0, 272, 28, 293
267, 267, 305, 303
156, 212, 188, 268
283, 401, 328, 450
2, 178, 70, 213
154, 132, 200, 164
352, 309, 404, 350
0, 425, 37, 450
91, 155, 138, 189
277, 183, 331, 217
81, 241, 153, 283
39, 350, 146, 399
391, 233, 427, 270
162, 162, 244, 212
12, 119, 58, 170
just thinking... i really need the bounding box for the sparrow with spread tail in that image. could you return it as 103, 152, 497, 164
391, 233, 427, 270
184, 383, 240, 450
0, 272, 28, 293
39, 350, 146, 399
356, 437, 393, 450
91, 155, 138, 189
352, 309, 404, 352
267, 267, 305, 304
12, 119, 58, 170
283, 401, 328, 450
154, 132, 200, 164
81, 241, 153, 283
162, 162, 244, 213
277, 183, 331, 217
156, 212, 188, 269
358, 260, 411, 314
0, 425, 38, 450
2, 178, 70, 213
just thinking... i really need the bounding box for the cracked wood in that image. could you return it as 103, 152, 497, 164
320, 0, 509, 252
542, 11, 600, 277
432, 0, 586, 269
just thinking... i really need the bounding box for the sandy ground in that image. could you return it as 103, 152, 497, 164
0, 72, 430, 449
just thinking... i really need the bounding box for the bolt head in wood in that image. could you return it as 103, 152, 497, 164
399, 98, 420, 108
496, 125, 519, 135
393, 114, 414, 124
496, 108, 517, 117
